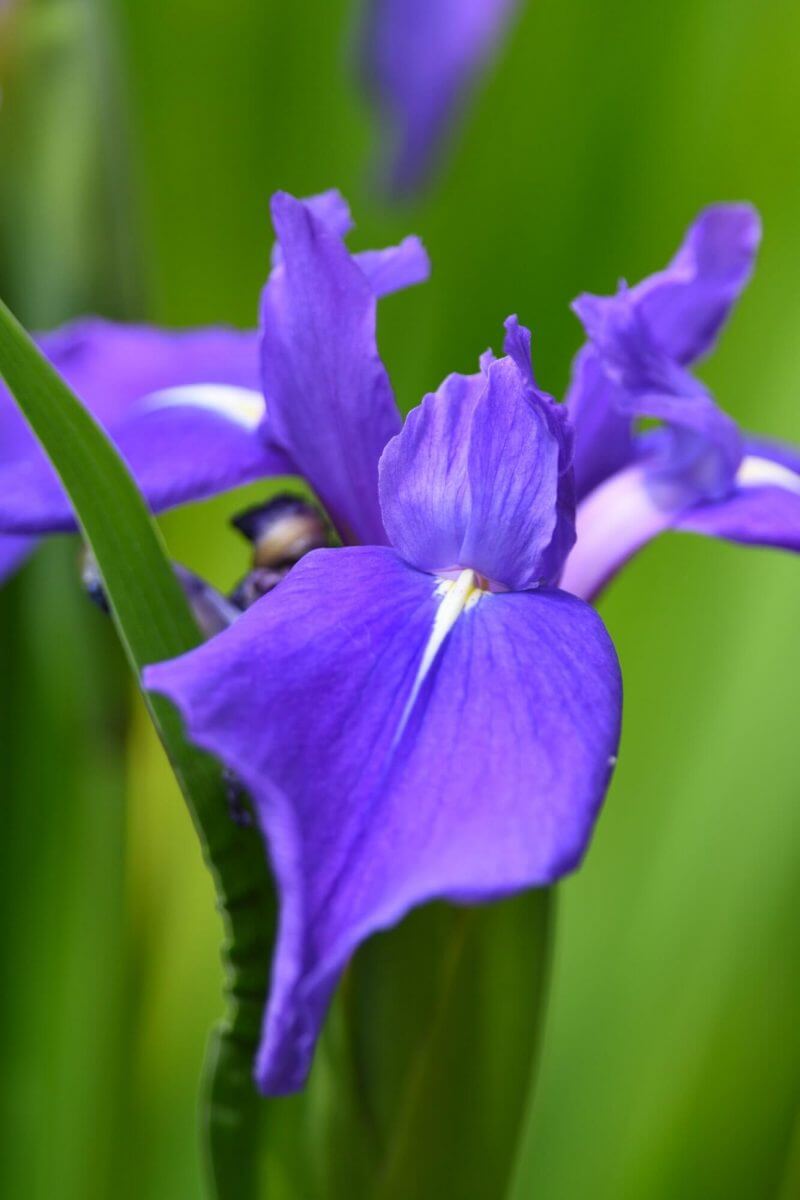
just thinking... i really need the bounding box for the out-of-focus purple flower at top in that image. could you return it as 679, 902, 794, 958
359, 0, 520, 195
146, 303, 621, 1094
0, 190, 429, 582
560, 204, 800, 602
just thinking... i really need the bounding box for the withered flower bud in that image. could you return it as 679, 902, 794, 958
232, 494, 329, 570
228, 494, 332, 612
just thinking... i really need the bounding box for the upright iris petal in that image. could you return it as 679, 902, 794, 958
260, 192, 429, 546
563, 346, 633, 506
146, 321, 622, 1095
359, 0, 520, 194
627, 204, 762, 365
561, 204, 800, 601
572, 288, 743, 500
568, 204, 760, 502
380, 320, 574, 589
502, 315, 577, 580
269, 188, 430, 296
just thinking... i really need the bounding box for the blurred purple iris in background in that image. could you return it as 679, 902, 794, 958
0, 322, 266, 582
561, 205, 800, 601
146, 266, 621, 1093
359, 0, 521, 195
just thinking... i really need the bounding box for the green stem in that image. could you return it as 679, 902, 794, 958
196, 801, 276, 1200
130, 675, 276, 1200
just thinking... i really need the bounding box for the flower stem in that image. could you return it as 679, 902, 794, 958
182, 769, 276, 1200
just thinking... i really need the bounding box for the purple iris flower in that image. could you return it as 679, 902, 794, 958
0, 321, 268, 582
559, 204, 800, 602
0, 191, 428, 582
359, 0, 521, 195
144, 196, 622, 1095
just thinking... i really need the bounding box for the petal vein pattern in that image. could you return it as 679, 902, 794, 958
260, 193, 407, 546
380, 335, 574, 590
146, 546, 622, 1094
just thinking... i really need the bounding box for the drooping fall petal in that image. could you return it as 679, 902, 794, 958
146, 545, 621, 1093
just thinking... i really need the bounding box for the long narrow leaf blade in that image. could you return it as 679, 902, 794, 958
0, 296, 276, 1200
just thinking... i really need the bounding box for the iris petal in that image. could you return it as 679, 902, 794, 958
353, 235, 430, 298
30, 320, 260, 425
630, 203, 761, 365
269, 192, 430, 298
566, 346, 634, 501
139, 384, 266, 431
380, 321, 574, 589
572, 289, 742, 498
145, 545, 621, 1094
567, 204, 759, 500
360, 0, 520, 194
379, 369, 484, 573
561, 445, 800, 603
269, 190, 354, 267
0, 320, 263, 542
261, 193, 412, 546
0, 400, 288, 534
676, 450, 800, 552
560, 464, 677, 603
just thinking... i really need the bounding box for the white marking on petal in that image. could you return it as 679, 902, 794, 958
392, 568, 485, 750
138, 384, 266, 432
736, 454, 800, 495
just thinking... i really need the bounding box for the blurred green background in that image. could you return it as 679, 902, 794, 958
1, 0, 799, 1196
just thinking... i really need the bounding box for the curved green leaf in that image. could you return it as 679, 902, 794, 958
0, 296, 274, 1200
337, 890, 555, 1200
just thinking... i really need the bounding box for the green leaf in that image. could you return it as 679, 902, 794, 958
331, 890, 555, 1200
0, 296, 275, 1200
